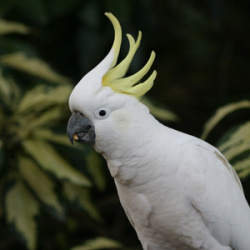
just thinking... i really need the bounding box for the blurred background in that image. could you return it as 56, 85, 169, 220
0, 0, 250, 249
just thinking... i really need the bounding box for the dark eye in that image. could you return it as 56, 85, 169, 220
95, 108, 110, 119
99, 110, 106, 116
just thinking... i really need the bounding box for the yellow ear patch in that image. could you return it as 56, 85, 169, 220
102, 13, 157, 98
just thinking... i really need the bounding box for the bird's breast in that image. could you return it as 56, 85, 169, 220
114, 176, 218, 249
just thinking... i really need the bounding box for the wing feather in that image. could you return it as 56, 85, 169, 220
180, 138, 250, 249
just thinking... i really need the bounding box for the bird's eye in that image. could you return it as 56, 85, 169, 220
99, 110, 106, 116
95, 108, 110, 119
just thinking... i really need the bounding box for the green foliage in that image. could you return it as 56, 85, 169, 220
71, 237, 125, 250
219, 122, 250, 178
0, 20, 105, 250
0, 52, 69, 83
202, 100, 250, 179
201, 100, 250, 140
0, 19, 30, 35
6, 179, 39, 250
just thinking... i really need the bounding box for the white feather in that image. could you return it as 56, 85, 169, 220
69, 23, 250, 248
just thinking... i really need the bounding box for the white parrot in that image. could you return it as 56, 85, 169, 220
67, 13, 250, 249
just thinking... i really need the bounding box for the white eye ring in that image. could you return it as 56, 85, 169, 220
94, 108, 110, 119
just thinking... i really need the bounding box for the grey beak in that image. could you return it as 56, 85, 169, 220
67, 111, 95, 144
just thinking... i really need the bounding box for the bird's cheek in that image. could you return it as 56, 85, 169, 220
112, 110, 131, 131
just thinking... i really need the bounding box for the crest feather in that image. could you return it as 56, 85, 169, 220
105, 13, 122, 69
103, 13, 157, 98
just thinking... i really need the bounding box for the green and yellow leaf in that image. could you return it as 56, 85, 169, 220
71, 237, 124, 250
234, 156, 250, 178
0, 19, 30, 35
0, 52, 70, 83
85, 149, 106, 191
18, 155, 64, 217
5, 180, 39, 250
63, 182, 101, 221
34, 129, 72, 146
201, 100, 250, 140
17, 84, 72, 113
0, 69, 20, 108
22, 139, 91, 187
18, 106, 63, 131
218, 122, 250, 161
0, 68, 11, 101
0, 175, 5, 219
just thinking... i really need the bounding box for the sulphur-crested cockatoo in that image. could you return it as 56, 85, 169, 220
67, 13, 250, 249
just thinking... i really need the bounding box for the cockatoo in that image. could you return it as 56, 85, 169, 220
67, 13, 250, 249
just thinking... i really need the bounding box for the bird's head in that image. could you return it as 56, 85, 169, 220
67, 13, 157, 151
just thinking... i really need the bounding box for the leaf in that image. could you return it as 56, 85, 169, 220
15, 107, 64, 140
22, 139, 91, 187
5, 180, 39, 250
85, 149, 106, 191
0, 52, 70, 84
217, 122, 250, 179
201, 100, 250, 140
0, 68, 11, 101
34, 129, 72, 146
18, 155, 64, 218
141, 97, 178, 122
17, 106, 64, 136
0, 174, 5, 219
234, 156, 250, 178
0, 19, 30, 35
17, 84, 72, 113
63, 182, 101, 221
71, 237, 124, 250
218, 122, 250, 161
0, 140, 4, 172
0, 68, 20, 108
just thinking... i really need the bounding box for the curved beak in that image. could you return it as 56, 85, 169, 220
67, 111, 95, 144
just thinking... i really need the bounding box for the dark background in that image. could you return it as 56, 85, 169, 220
2, 0, 249, 136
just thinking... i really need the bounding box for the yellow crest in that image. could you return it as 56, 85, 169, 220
102, 13, 157, 98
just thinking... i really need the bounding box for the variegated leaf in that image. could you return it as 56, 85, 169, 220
0, 68, 11, 101
71, 237, 124, 250
18, 106, 63, 132
5, 180, 39, 250
22, 139, 91, 187
63, 182, 101, 221
234, 156, 250, 178
17, 84, 72, 113
201, 100, 250, 140
85, 149, 106, 191
18, 155, 64, 217
0, 19, 30, 35
0, 69, 20, 108
218, 122, 250, 161
0, 52, 70, 83
34, 129, 72, 147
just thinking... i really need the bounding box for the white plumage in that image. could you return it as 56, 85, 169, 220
67, 13, 250, 249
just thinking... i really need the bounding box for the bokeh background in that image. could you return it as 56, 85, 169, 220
0, 0, 250, 249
